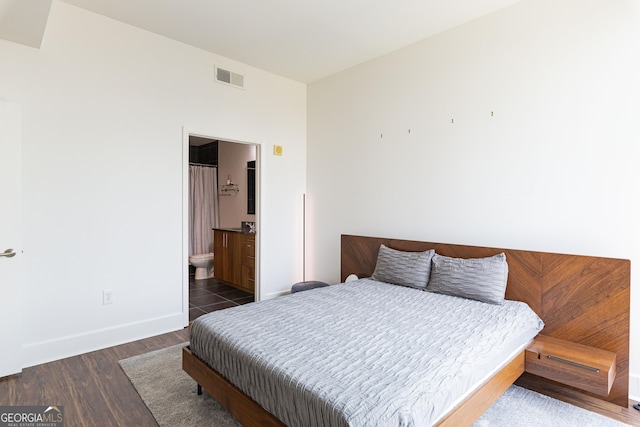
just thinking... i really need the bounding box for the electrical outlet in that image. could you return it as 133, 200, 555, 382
103, 290, 114, 305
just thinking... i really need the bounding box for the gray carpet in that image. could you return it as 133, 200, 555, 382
119, 343, 629, 427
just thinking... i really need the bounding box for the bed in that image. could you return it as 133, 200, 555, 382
183, 234, 630, 426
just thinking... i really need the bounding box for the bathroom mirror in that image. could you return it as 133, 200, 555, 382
247, 160, 255, 215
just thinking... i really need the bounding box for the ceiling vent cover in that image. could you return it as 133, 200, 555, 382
215, 66, 244, 89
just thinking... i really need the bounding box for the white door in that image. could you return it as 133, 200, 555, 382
0, 100, 22, 377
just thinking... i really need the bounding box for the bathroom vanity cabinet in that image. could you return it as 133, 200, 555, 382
213, 230, 238, 286
240, 234, 255, 293
213, 229, 255, 294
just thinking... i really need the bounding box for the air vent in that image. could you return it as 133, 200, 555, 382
215, 66, 245, 89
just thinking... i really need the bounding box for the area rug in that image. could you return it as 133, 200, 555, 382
119, 343, 629, 427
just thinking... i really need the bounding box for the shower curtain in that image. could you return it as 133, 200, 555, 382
189, 165, 220, 256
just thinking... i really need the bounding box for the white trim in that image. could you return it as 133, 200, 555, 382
181, 127, 191, 326
630, 373, 640, 402
262, 290, 290, 300
182, 126, 261, 304
22, 313, 184, 368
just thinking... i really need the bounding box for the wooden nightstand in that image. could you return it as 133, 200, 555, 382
525, 335, 617, 397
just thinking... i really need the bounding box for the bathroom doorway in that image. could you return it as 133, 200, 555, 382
182, 128, 260, 326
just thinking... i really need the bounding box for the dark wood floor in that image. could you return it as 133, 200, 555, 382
0, 328, 190, 427
0, 276, 254, 427
1, 305, 639, 427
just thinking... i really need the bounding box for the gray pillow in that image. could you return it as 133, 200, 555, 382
371, 244, 435, 289
427, 252, 508, 304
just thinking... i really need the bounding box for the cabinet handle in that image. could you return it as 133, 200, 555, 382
546, 355, 600, 373
247, 256, 255, 260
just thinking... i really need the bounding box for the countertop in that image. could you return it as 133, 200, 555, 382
213, 227, 254, 235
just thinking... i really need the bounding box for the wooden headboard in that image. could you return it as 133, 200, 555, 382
341, 234, 630, 407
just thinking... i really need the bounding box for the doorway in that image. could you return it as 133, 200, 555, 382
182, 128, 260, 326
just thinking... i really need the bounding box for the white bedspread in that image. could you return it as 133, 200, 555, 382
191, 279, 544, 426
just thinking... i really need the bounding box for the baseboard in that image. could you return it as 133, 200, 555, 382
262, 289, 291, 300
630, 373, 640, 402
21, 313, 185, 368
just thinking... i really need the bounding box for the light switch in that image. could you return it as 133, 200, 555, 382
273, 145, 283, 156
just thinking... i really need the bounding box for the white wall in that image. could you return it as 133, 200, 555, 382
218, 141, 256, 228
0, 0, 306, 367
307, 0, 640, 398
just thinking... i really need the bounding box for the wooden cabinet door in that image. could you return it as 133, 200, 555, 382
240, 235, 255, 294
213, 230, 241, 285
213, 230, 228, 281
227, 232, 240, 285
213, 230, 253, 291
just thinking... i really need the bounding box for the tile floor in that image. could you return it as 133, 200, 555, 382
189, 276, 254, 322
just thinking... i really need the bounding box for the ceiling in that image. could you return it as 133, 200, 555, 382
0, 0, 52, 48
4, 0, 525, 83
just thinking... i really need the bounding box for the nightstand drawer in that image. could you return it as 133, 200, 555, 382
525, 335, 616, 397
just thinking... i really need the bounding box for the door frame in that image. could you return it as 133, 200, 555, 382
181, 127, 261, 326
0, 100, 23, 377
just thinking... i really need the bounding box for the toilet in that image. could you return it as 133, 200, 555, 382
189, 253, 214, 280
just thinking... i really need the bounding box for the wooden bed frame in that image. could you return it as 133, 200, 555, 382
183, 234, 630, 426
